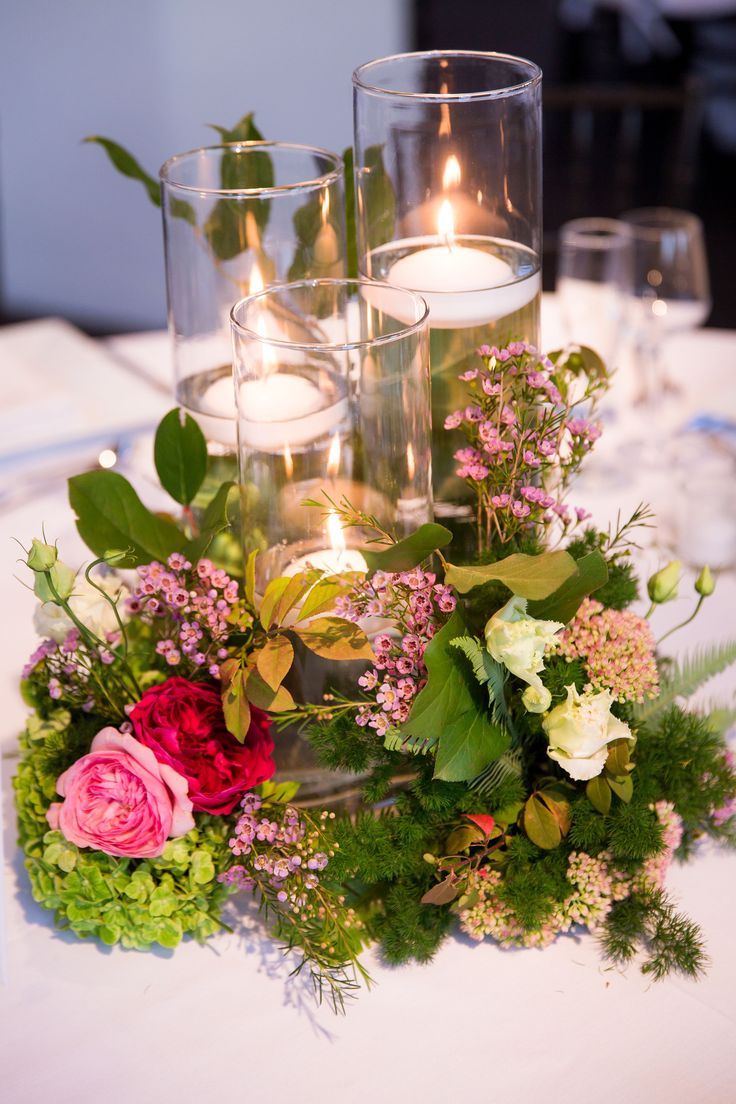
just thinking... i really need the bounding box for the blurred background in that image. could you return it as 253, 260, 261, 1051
1, 0, 734, 333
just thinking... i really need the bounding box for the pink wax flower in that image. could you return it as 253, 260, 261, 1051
130, 677, 275, 815
46, 728, 194, 858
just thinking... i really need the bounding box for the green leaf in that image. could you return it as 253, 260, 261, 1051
201, 118, 274, 261
527, 551, 608, 623
271, 573, 318, 626
185, 481, 237, 564
360, 144, 397, 254
208, 110, 264, 144
245, 550, 257, 607
190, 850, 216, 886
343, 145, 357, 279
400, 611, 509, 782
293, 617, 374, 661
154, 408, 208, 506
83, 136, 160, 205
255, 634, 294, 691
259, 779, 300, 804
220, 660, 251, 743
586, 775, 612, 815
445, 550, 577, 600
69, 470, 186, 567
363, 523, 453, 572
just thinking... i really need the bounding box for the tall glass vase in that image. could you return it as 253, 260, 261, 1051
160, 142, 346, 457
353, 51, 542, 551
230, 277, 431, 797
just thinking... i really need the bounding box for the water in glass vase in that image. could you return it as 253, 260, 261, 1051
177, 364, 238, 456
365, 237, 540, 553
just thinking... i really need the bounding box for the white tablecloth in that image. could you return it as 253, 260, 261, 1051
2, 308, 736, 1103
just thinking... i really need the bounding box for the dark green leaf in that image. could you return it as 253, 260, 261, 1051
527, 551, 608, 623
363, 523, 453, 572
445, 550, 577, 600
208, 111, 264, 144
68, 471, 185, 567
586, 775, 612, 815
83, 136, 160, 206
185, 482, 237, 563
400, 611, 509, 782
154, 408, 208, 506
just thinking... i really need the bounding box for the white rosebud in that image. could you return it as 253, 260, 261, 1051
34, 573, 129, 644
543, 684, 634, 781
484, 595, 563, 708
522, 684, 552, 713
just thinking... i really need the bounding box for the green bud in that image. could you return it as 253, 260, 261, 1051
694, 565, 715, 597
647, 560, 681, 604
27, 538, 58, 572
34, 561, 77, 604
103, 549, 129, 566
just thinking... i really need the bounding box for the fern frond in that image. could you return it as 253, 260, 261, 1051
451, 636, 508, 715
701, 704, 736, 737
633, 640, 736, 726
384, 728, 436, 756
470, 748, 523, 799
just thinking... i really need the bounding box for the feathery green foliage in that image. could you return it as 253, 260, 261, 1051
633, 640, 736, 725
602, 890, 708, 979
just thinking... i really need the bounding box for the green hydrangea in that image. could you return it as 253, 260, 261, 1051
13, 707, 232, 950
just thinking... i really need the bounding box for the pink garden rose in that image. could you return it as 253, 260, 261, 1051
129, 677, 275, 815
46, 728, 194, 858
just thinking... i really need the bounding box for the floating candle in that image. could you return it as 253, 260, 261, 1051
238, 373, 348, 452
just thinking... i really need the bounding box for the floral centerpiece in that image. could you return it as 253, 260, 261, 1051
14, 346, 736, 1012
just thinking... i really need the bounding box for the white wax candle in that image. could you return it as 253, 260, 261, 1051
365, 236, 541, 330
283, 546, 368, 577
237, 374, 348, 452
194, 375, 238, 449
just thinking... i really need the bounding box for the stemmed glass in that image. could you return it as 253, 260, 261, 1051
621, 207, 711, 405
556, 217, 633, 370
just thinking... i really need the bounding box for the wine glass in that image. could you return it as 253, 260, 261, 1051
556, 217, 633, 370
621, 207, 711, 404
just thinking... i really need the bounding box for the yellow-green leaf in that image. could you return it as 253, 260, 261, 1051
220, 663, 251, 743
608, 774, 634, 803
245, 550, 257, 607
255, 634, 294, 692
297, 577, 352, 622
259, 577, 291, 629
271, 573, 317, 626
246, 669, 295, 712
293, 617, 374, 661
524, 794, 562, 849
445, 550, 577, 600
605, 738, 633, 777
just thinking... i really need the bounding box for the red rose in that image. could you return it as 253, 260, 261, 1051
129, 677, 274, 814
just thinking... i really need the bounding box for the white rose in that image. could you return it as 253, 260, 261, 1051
33, 573, 129, 644
543, 684, 634, 781
484, 595, 563, 706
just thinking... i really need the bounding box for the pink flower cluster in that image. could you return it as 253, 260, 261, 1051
558, 597, 659, 704
334, 568, 455, 737
459, 803, 682, 949
130, 554, 240, 678
219, 793, 333, 913
444, 343, 599, 542
22, 630, 98, 710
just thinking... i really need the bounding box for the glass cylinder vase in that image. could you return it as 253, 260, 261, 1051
160, 142, 346, 457
230, 278, 431, 798
353, 51, 542, 545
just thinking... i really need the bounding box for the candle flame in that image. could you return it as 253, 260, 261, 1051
249, 262, 264, 295
283, 440, 293, 479
326, 432, 341, 476
438, 198, 455, 249
442, 155, 461, 191
406, 442, 415, 482
438, 82, 452, 138
320, 188, 330, 222
326, 509, 346, 555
